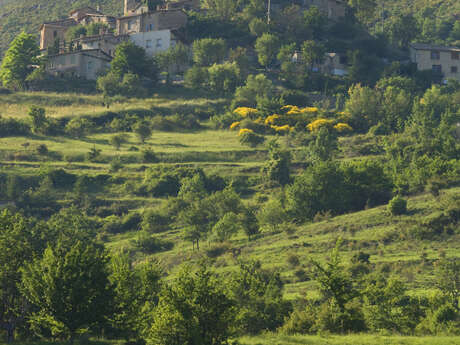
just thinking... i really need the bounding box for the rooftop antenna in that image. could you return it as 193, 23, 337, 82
267, 0, 271, 25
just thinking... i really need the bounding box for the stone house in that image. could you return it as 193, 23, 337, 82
410, 43, 460, 82
73, 33, 129, 57
46, 49, 112, 80
116, 10, 188, 35
40, 7, 116, 51
40, 18, 77, 51
41, 1, 190, 79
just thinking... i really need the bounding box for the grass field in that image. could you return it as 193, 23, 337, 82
238, 334, 460, 345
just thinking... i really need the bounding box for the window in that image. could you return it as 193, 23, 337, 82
146, 40, 152, 48
87, 60, 93, 72
128, 20, 134, 30
451, 66, 458, 73
150, 23, 154, 31
156, 38, 162, 48
70, 54, 76, 65
452, 52, 459, 60
53, 30, 57, 38
431, 50, 440, 60
432, 65, 442, 73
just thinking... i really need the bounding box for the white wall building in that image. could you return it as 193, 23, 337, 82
129, 29, 172, 56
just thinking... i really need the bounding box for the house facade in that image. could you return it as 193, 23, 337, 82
129, 29, 172, 55
117, 10, 188, 35
410, 43, 460, 81
46, 49, 112, 80
40, 18, 77, 50
73, 33, 129, 57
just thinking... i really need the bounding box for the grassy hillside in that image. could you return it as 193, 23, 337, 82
0, 89, 458, 344
1, 90, 458, 301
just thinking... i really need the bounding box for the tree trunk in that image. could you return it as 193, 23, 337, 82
196, 239, 199, 250
6, 323, 15, 343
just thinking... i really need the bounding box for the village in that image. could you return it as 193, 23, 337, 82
38, 0, 460, 83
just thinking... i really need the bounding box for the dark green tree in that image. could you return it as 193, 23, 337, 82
21, 241, 113, 342
0, 32, 39, 90
228, 260, 292, 334
134, 120, 152, 143
255, 33, 280, 69
109, 254, 162, 340
111, 41, 157, 80
262, 140, 291, 185
192, 38, 227, 67
146, 262, 234, 345
0, 211, 39, 342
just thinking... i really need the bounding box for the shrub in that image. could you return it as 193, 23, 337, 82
210, 112, 240, 129
133, 120, 152, 143
132, 232, 174, 254
184, 66, 209, 89
44, 168, 76, 189
109, 134, 128, 150
238, 130, 265, 147
86, 147, 102, 162
0, 117, 30, 137
36, 144, 48, 155
207, 62, 241, 93
141, 209, 171, 233
65, 117, 93, 137
388, 196, 407, 215
287, 254, 300, 267
205, 242, 230, 258
109, 157, 123, 172
141, 148, 159, 163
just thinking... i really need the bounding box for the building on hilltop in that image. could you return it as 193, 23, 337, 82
292, 51, 349, 76
116, 10, 187, 35
40, 18, 77, 51
40, 1, 190, 80
124, 0, 200, 16
72, 33, 129, 57
40, 7, 116, 51
410, 43, 460, 82
45, 49, 112, 80
124, 0, 148, 16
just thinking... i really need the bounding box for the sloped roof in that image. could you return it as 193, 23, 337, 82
69, 7, 103, 16
411, 43, 460, 52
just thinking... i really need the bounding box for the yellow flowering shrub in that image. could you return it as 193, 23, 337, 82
334, 123, 353, 133
271, 125, 293, 133
264, 114, 281, 125
286, 106, 302, 115
301, 107, 319, 113
254, 117, 263, 124
233, 107, 258, 117
306, 118, 334, 132
238, 128, 254, 136
229, 121, 241, 130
